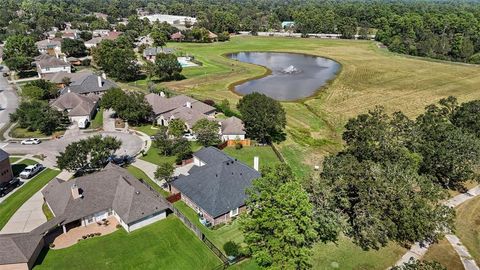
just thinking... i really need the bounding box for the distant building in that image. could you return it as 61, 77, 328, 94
170, 31, 185, 42
281, 21, 295, 29
84, 31, 122, 48
143, 47, 175, 62
93, 12, 108, 21
35, 38, 62, 55
140, 14, 196, 27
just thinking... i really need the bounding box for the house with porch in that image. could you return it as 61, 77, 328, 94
145, 93, 216, 131
42, 163, 171, 233
170, 147, 260, 226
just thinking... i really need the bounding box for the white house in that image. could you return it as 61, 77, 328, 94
34, 54, 71, 78
219, 116, 246, 141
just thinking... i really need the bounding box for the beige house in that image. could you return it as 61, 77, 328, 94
50, 92, 99, 128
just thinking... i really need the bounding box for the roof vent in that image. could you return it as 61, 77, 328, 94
135, 191, 140, 195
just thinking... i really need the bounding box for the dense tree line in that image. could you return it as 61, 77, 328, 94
2, 0, 480, 63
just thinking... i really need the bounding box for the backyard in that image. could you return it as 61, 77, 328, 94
140, 140, 203, 165
0, 167, 60, 229
222, 145, 281, 168
33, 216, 222, 270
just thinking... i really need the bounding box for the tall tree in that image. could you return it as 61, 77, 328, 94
192, 119, 220, 146
61, 38, 87, 57
241, 164, 318, 269
237, 93, 286, 143
153, 53, 182, 81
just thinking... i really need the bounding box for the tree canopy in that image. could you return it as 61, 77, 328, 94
92, 39, 140, 81
192, 119, 220, 147
237, 93, 286, 143
152, 53, 183, 81
101, 88, 153, 124
10, 100, 69, 135
61, 38, 87, 57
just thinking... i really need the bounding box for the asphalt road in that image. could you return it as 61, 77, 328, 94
1, 131, 144, 166
0, 66, 18, 130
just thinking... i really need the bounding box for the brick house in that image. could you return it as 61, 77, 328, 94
170, 147, 260, 226
0, 149, 13, 184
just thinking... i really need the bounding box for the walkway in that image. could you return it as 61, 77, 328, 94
394, 184, 480, 268
0, 189, 46, 234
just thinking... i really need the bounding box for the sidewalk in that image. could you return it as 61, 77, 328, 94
0, 189, 46, 234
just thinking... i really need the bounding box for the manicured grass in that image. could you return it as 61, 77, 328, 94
131, 124, 160, 136
10, 127, 45, 138
159, 36, 480, 178
42, 202, 54, 221
9, 157, 21, 164
424, 238, 463, 269
0, 168, 60, 230
222, 146, 280, 168
89, 109, 103, 129
33, 216, 222, 270
126, 165, 168, 197
141, 142, 203, 165
174, 200, 243, 254
455, 195, 480, 265
11, 159, 37, 176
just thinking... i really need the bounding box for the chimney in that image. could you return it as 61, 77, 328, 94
186, 101, 192, 108
101, 72, 106, 80
71, 184, 82, 199
254, 156, 259, 171
97, 76, 102, 88
160, 91, 166, 98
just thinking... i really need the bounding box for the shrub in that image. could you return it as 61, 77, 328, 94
223, 241, 240, 257
49, 243, 55, 248
82, 235, 87, 239
203, 99, 215, 106
235, 143, 243, 150
116, 224, 122, 229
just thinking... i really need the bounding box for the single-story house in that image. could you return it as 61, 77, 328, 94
34, 54, 71, 78
85, 32, 122, 48
35, 38, 62, 55
143, 47, 175, 62
0, 232, 45, 270
42, 163, 171, 233
145, 93, 216, 131
59, 73, 117, 96
170, 147, 260, 226
219, 116, 246, 142
50, 92, 99, 128
0, 149, 13, 184
170, 32, 185, 41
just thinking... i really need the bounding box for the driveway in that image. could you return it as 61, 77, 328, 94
0, 189, 46, 234
0, 67, 19, 130
2, 131, 144, 166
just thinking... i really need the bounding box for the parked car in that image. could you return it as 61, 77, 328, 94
20, 138, 41, 145
182, 133, 197, 141
0, 178, 21, 197
19, 164, 44, 179
107, 155, 134, 167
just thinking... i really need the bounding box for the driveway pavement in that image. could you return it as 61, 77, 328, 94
0, 67, 19, 130
0, 189, 46, 234
103, 109, 116, 132
2, 131, 143, 166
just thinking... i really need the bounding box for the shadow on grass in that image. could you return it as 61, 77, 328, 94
12, 164, 27, 177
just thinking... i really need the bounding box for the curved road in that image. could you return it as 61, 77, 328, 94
0, 66, 19, 130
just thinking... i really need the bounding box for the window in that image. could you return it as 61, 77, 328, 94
230, 208, 239, 217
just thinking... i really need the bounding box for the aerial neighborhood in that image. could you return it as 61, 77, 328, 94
0, 0, 480, 270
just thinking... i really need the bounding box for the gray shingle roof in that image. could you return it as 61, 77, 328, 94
0, 233, 43, 265
35, 54, 70, 69
50, 92, 97, 117
0, 149, 9, 162
60, 74, 117, 95
143, 47, 175, 57
171, 147, 260, 217
42, 164, 170, 225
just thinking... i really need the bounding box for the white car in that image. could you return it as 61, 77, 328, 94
182, 133, 197, 141
19, 164, 44, 179
20, 138, 41, 145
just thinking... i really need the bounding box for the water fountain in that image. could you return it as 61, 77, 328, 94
282, 65, 301, 74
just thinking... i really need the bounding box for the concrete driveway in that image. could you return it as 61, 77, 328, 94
2, 131, 144, 166
0, 189, 46, 234
0, 67, 19, 130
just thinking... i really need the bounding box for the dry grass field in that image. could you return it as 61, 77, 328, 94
159, 36, 480, 176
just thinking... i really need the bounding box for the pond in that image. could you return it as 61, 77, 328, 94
227, 52, 340, 101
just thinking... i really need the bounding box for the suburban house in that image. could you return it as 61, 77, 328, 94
219, 116, 246, 142
170, 32, 185, 42
143, 47, 175, 62
35, 38, 62, 55
44, 70, 92, 88
0, 230, 45, 270
42, 163, 171, 233
0, 149, 13, 184
145, 93, 216, 130
59, 72, 117, 96
50, 92, 99, 128
92, 29, 111, 37
60, 29, 80, 40
170, 147, 260, 226
85, 31, 122, 48
34, 54, 71, 78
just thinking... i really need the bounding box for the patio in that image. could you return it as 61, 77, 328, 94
49, 217, 119, 249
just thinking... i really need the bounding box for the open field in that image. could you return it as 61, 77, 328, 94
455, 195, 480, 265
424, 238, 463, 270
33, 216, 222, 270
154, 36, 480, 176
0, 168, 60, 230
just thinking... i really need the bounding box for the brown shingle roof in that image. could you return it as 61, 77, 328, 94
220, 116, 245, 135
50, 92, 97, 117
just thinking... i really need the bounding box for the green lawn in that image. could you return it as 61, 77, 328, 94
90, 109, 103, 129
10, 127, 45, 138
222, 146, 280, 168
141, 142, 203, 165
0, 168, 60, 230
131, 124, 160, 136
33, 216, 222, 270
11, 159, 37, 176
42, 202, 54, 221
9, 157, 22, 164
455, 195, 480, 265
174, 201, 243, 254
126, 165, 169, 197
